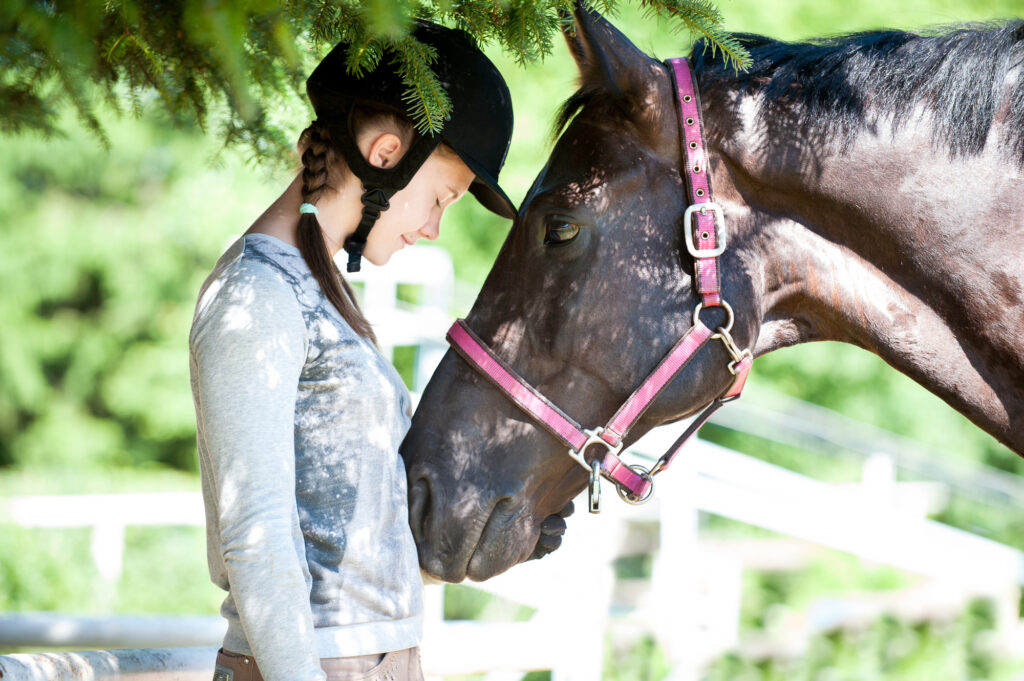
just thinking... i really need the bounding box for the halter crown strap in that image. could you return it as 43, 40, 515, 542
667, 57, 723, 308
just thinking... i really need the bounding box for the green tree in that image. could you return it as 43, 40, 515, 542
1, 0, 749, 159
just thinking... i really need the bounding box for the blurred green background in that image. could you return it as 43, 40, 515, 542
1, 0, 1022, 679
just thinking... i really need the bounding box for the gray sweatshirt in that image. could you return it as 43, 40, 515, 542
189, 233, 423, 681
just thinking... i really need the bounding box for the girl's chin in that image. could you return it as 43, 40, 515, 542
358, 240, 406, 269
360, 251, 391, 268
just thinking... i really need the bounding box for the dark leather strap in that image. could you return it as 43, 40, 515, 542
344, 187, 393, 272
323, 109, 443, 272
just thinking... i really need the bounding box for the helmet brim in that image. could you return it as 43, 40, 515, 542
462, 154, 517, 220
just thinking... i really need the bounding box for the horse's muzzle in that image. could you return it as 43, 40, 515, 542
407, 467, 572, 581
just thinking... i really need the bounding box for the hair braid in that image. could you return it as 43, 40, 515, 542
297, 122, 376, 342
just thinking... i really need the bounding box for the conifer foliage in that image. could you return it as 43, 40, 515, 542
1, 0, 748, 158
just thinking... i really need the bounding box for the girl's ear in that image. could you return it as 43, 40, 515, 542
365, 131, 404, 169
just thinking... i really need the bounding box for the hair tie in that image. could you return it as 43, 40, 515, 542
299, 202, 319, 216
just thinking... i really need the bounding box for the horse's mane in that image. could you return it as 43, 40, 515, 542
692, 21, 1024, 165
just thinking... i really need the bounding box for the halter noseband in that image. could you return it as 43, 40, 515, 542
445, 58, 753, 512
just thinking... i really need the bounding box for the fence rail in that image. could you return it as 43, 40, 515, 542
4, 434, 1022, 679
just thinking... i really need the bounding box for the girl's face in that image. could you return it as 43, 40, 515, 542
362, 149, 476, 267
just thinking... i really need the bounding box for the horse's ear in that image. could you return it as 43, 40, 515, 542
563, 2, 658, 105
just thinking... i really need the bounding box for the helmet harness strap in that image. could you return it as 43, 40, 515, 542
324, 111, 443, 273
344, 187, 392, 272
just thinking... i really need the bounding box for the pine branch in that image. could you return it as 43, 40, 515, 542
389, 36, 451, 134
0, 0, 749, 161
639, 0, 751, 70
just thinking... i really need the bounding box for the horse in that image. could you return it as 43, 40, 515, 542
400, 5, 1024, 583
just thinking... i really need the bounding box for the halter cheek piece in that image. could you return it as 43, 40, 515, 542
446, 58, 753, 512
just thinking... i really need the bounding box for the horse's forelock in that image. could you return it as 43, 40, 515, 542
550, 81, 655, 144
551, 85, 599, 142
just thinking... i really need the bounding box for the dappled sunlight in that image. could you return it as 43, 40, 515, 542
404, 9, 1024, 593
6, 4, 1024, 679
191, 233, 422, 650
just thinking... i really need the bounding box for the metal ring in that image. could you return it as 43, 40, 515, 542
688, 141, 698, 149
694, 300, 735, 336
693, 165, 701, 173
685, 117, 694, 126
695, 188, 705, 197
567, 427, 623, 473
683, 94, 692, 102
615, 465, 655, 505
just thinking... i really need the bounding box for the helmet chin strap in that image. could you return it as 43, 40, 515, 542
343, 187, 393, 272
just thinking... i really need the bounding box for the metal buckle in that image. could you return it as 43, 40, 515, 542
683, 202, 726, 258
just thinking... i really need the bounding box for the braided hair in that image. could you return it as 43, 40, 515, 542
297, 122, 377, 342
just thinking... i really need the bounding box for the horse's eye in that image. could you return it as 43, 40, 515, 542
543, 219, 580, 245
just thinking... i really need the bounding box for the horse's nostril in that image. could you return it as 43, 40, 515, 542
407, 475, 432, 545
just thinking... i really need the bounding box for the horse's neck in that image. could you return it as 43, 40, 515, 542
713, 117, 1024, 455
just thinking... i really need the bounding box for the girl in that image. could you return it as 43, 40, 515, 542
189, 21, 515, 681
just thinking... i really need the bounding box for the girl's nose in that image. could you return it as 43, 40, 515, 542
419, 216, 441, 241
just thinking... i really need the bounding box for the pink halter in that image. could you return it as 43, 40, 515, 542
446, 58, 753, 512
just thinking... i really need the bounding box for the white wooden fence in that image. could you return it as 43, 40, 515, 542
0, 486, 616, 680
4, 433, 1023, 680
347, 245, 454, 392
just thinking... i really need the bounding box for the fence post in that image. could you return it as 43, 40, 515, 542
651, 447, 703, 681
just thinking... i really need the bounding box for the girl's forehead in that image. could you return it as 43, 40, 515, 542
434, 153, 475, 188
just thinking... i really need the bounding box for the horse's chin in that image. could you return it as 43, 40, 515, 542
465, 536, 531, 582
418, 506, 572, 583
417, 530, 532, 583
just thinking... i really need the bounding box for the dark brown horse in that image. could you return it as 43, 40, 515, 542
401, 7, 1024, 583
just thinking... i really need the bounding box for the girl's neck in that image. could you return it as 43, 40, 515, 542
246, 172, 362, 257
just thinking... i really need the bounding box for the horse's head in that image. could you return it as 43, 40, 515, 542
402, 6, 756, 582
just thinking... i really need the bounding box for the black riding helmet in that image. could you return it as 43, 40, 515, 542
307, 21, 516, 272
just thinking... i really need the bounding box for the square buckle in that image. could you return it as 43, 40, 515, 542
683, 202, 727, 258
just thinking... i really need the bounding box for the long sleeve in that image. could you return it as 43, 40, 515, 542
190, 260, 326, 681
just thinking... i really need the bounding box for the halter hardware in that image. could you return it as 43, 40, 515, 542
569, 427, 656, 513
716, 326, 753, 375
567, 427, 623, 472
615, 465, 655, 506
683, 202, 727, 258
588, 460, 602, 513
695, 300, 734, 335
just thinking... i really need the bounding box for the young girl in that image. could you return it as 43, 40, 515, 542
189, 21, 515, 681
